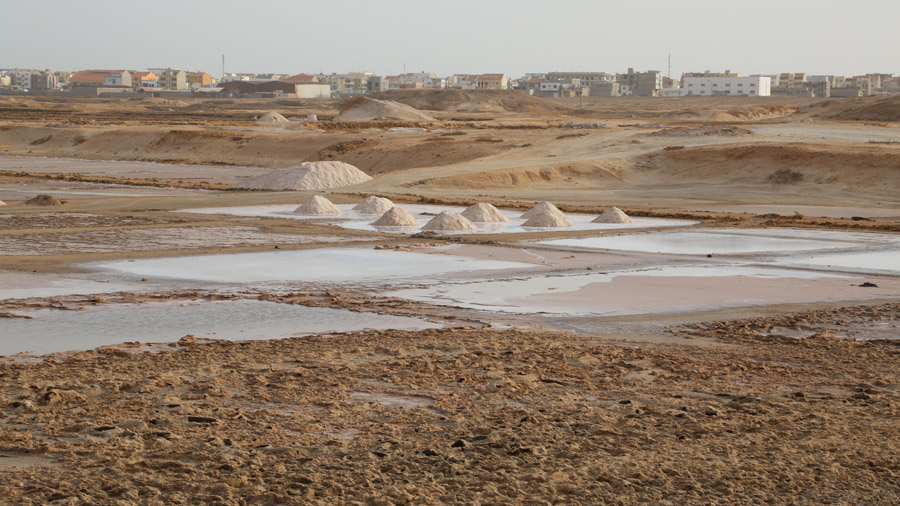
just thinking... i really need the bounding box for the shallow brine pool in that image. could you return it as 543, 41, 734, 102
180, 204, 696, 234
0, 299, 441, 356
773, 249, 900, 275
387, 264, 888, 317
91, 248, 534, 284
540, 229, 894, 256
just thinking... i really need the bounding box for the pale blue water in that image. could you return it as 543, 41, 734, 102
0, 299, 440, 356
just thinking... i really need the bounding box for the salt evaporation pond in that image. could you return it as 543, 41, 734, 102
774, 249, 900, 275
541, 229, 892, 255
388, 265, 874, 316
92, 248, 533, 284
0, 299, 441, 356
180, 204, 696, 234
0, 271, 136, 301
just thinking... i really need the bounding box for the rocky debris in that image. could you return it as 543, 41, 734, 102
421, 211, 478, 232
293, 195, 340, 215
592, 206, 633, 224
353, 196, 394, 214
461, 203, 509, 223
24, 194, 67, 206
235, 161, 372, 191
372, 206, 421, 227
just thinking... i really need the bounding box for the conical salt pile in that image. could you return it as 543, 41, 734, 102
372, 206, 420, 227
293, 195, 340, 215
353, 196, 394, 214
521, 202, 564, 219
461, 203, 509, 223
257, 111, 289, 123
592, 206, 633, 224
422, 211, 478, 232
522, 208, 572, 228
235, 161, 373, 191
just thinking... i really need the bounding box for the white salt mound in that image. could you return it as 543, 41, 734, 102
372, 207, 420, 227
592, 206, 633, 224
293, 195, 340, 215
523, 210, 572, 228
235, 161, 373, 191
257, 111, 289, 123
422, 211, 478, 232
521, 202, 565, 219
0, 200, 5, 206
461, 203, 509, 223
353, 196, 395, 214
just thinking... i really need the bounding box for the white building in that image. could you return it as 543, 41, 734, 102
682, 75, 771, 96
221, 73, 253, 83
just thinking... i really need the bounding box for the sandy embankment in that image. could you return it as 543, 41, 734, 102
1, 307, 899, 504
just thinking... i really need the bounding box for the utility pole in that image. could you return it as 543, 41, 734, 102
221, 54, 225, 79
668, 53, 671, 80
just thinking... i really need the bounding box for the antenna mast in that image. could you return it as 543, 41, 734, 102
668, 53, 671, 79
222, 54, 225, 79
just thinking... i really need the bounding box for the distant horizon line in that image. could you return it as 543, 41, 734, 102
2, 66, 897, 80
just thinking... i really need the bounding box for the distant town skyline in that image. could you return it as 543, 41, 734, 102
4, 0, 898, 78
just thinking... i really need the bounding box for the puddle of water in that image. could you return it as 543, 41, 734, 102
775, 249, 900, 275
540, 229, 887, 255
389, 265, 857, 316
0, 271, 136, 301
0, 299, 441, 356
91, 248, 533, 284
182, 204, 696, 235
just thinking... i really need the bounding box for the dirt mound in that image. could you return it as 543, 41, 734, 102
522, 209, 571, 228
293, 195, 340, 215
25, 194, 67, 206
415, 161, 627, 190
656, 104, 795, 122
369, 89, 571, 114
803, 95, 900, 122
372, 206, 421, 227
422, 211, 478, 232
592, 207, 633, 224
521, 202, 566, 219
353, 196, 394, 214
635, 143, 900, 199
336, 97, 436, 122
648, 126, 753, 137
256, 111, 288, 123
461, 203, 509, 222
235, 161, 372, 191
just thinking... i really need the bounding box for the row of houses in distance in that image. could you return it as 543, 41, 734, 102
665, 71, 900, 98
3, 66, 899, 99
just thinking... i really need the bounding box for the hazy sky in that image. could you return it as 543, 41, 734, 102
5, 0, 898, 78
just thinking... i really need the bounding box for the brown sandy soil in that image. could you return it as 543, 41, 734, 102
0, 93, 899, 505
2, 308, 900, 504
798, 95, 900, 122
0, 226, 359, 256
2, 93, 899, 213
0, 126, 513, 175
